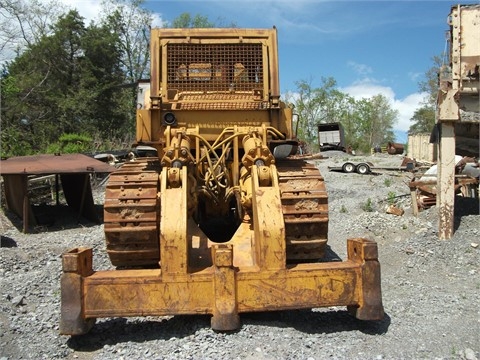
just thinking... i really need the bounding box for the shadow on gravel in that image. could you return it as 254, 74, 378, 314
454, 196, 480, 231
319, 245, 343, 262
241, 309, 391, 335
0, 235, 17, 247
67, 309, 390, 352
67, 315, 211, 351
66, 311, 390, 351
4, 204, 104, 233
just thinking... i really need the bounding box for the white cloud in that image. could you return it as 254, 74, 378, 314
392, 92, 428, 132
53, 0, 165, 27
347, 61, 373, 76
341, 80, 427, 132
151, 13, 165, 27
408, 71, 422, 83
59, 0, 102, 23
342, 81, 395, 100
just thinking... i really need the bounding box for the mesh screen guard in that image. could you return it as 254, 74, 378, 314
164, 43, 270, 110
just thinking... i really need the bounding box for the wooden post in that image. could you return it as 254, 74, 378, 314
410, 186, 418, 217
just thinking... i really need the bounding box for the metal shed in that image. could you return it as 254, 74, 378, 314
0, 153, 114, 232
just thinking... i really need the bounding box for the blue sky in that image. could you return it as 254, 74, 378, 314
61, 0, 477, 140
147, 1, 449, 97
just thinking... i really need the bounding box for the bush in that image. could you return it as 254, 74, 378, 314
0, 127, 34, 157
46, 133, 93, 154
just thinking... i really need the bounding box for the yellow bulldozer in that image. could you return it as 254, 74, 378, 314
60, 27, 384, 335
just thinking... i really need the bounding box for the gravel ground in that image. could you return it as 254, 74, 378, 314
1, 152, 479, 360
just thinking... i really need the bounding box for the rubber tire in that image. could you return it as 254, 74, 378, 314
342, 162, 356, 173
356, 163, 371, 175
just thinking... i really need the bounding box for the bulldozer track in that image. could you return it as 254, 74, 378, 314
104, 158, 161, 267
276, 159, 329, 260
104, 158, 328, 267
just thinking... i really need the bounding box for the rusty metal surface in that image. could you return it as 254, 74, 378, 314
173, 93, 270, 110
151, 28, 280, 110
166, 43, 264, 93
104, 159, 161, 267
0, 154, 112, 232
0, 153, 114, 175
436, 5, 479, 239
59, 238, 384, 335
2, 172, 100, 230
103, 157, 330, 268
277, 159, 329, 260
60, 26, 384, 335
387, 142, 404, 155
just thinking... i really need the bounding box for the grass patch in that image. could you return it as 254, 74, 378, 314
387, 191, 397, 205
361, 198, 374, 212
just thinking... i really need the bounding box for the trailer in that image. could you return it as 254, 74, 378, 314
329, 161, 415, 175
328, 162, 374, 174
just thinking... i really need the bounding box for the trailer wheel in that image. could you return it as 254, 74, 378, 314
356, 163, 371, 175
342, 162, 355, 173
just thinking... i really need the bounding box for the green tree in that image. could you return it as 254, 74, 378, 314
0, 0, 65, 62
419, 55, 442, 107
353, 95, 397, 152
170, 12, 236, 28
80, 19, 128, 138
1, 1, 166, 157
409, 55, 442, 134
100, 0, 153, 83
1, 11, 88, 153
408, 105, 436, 134
292, 77, 342, 151
290, 79, 397, 153
361, 94, 397, 150
338, 96, 358, 150
171, 13, 214, 28
1, 10, 129, 156
98, 0, 154, 141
